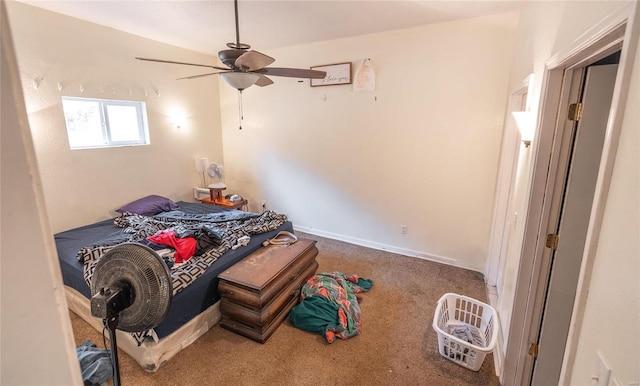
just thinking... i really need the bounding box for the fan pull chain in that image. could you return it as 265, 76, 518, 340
238, 90, 243, 130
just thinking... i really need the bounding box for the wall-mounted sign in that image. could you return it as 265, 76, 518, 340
310, 62, 352, 87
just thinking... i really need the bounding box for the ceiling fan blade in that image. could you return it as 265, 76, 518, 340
235, 50, 275, 71
257, 67, 327, 79
177, 71, 230, 80
255, 74, 274, 87
135, 57, 229, 71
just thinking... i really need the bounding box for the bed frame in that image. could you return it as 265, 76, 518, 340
66, 286, 221, 372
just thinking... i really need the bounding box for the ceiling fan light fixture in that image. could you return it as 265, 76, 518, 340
220, 72, 260, 90
135, 0, 326, 91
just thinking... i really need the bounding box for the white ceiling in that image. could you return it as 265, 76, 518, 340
20, 0, 524, 55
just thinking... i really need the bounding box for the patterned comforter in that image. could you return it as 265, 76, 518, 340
76, 209, 288, 343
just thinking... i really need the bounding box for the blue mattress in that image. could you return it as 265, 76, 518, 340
55, 201, 293, 339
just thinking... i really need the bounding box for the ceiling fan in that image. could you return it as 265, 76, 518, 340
135, 0, 326, 91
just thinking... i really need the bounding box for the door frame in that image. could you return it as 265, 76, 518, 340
485, 74, 533, 290
502, 3, 639, 385
485, 75, 533, 375
532, 61, 620, 386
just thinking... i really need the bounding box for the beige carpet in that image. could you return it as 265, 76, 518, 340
70, 232, 500, 386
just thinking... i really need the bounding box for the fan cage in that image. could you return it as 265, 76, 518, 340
91, 243, 172, 332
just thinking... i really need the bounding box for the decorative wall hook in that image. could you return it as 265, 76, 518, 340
57, 82, 63, 92
79, 84, 85, 93
33, 77, 43, 89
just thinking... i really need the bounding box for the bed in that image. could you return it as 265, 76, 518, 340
55, 198, 293, 372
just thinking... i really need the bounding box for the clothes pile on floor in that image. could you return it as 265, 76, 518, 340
289, 271, 373, 343
76, 340, 112, 386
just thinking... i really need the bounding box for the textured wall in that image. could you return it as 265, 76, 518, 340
1, 3, 81, 383
219, 12, 519, 272
8, 2, 223, 233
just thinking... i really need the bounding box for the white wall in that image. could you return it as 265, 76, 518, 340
220, 12, 519, 272
494, 1, 639, 384
1, 2, 82, 383
7, 2, 222, 233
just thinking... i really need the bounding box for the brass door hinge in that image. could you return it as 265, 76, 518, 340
546, 234, 559, 250
529, 343, 539, 358
568, 103, 583, 121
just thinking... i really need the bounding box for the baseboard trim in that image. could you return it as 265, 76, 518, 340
293, 225, 481, 273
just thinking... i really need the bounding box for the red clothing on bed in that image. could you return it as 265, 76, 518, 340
147, 230, 196, 263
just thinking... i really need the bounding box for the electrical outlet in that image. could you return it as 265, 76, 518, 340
401, 225, 408, 234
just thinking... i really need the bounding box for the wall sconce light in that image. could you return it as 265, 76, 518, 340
512, 111, 535, 148
169, 112, 186, 130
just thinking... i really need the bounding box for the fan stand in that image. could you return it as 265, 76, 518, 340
105, 313, 122, 386
209, 187, 226, 204
92, 285, 131, 386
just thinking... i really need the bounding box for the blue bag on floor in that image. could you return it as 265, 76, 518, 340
76, 340, 113, 386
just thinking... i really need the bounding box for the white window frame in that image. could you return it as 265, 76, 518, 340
61, 96, 150, 149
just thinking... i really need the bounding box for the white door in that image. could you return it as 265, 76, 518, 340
530, 62, 619, 385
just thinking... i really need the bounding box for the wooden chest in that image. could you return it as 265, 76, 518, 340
218, 239, 318, 343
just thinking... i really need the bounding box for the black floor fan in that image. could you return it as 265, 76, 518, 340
90, 243, 173, 386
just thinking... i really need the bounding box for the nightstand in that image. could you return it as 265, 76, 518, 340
200, 196, 248, 210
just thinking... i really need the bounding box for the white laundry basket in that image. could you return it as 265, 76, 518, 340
432, 293, 498, 371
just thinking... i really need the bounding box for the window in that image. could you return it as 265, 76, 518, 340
61, 96, 149, 149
